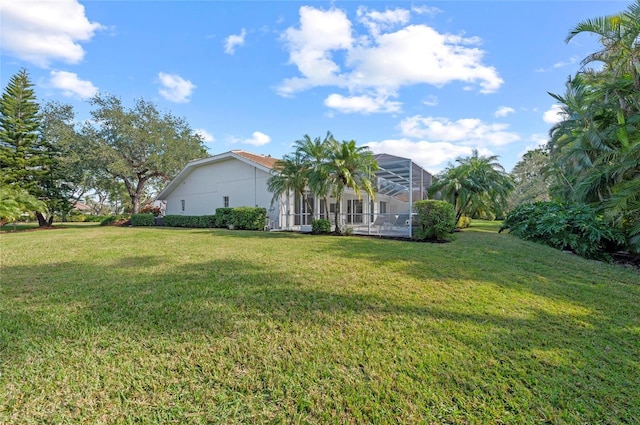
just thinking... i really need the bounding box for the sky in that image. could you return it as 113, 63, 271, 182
0, 0, 631, 174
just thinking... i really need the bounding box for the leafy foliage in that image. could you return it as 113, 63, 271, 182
99, 214, 131, 226
131, 213, 155, 226
413, 200, 456, 241
0, 68, 41, 191
230, 207, 267, 230
214, 208, 234, 228
311, 219, 331, 234
500, 202, 625, 260
82, 94, 207, 213
429, 150, 513, 222
0, 186, 46, 226
546, 2, 640, 252
508, 148, 552, 209
163, 215, 216, 228
269, 133, 379, 234
456, 216, 472, 229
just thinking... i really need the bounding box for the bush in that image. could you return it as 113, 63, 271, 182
457, 216, 472, 229
312, 219, 331, 234
413, 200, 456, 241
230, 207, 267, 230
163, 215, 216, 228
99, 214, 130, 226
500, 202, 625, 260
131, 213, 155, 226
214, 208, 234, 228
140, 205, 162, 216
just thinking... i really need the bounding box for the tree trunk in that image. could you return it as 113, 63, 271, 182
333, 194, 341, 234
131, 193, 140, 214
35, 211, 52, 227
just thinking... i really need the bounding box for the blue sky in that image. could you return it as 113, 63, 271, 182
0, 0, 629, 174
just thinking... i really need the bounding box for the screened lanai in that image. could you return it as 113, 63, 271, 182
349, 153, 433, 237
275, 153, 433, 237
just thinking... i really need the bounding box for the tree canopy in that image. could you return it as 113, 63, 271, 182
268, 133, 378, 234
82, 94, 208, 213
547, 0, 640, 252
430, 150, 513, 222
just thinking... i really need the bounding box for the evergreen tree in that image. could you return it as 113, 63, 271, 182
0, 68, 42, 192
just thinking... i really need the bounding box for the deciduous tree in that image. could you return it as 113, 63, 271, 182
82, 94, 207, 213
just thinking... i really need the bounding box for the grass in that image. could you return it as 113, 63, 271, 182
1, 221, 638, 424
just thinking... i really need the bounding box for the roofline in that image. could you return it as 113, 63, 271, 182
156, 150, 276, 200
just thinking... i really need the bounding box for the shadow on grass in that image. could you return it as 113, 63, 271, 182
2, 254, 639, 421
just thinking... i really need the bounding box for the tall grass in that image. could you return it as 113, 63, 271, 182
1, 222, 638, 423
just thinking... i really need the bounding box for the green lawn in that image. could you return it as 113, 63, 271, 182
1, 222, 638, 423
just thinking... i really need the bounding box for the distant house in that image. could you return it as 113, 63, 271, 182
156, 149, 433, 236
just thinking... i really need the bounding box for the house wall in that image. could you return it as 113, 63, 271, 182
164, 158, 276, 220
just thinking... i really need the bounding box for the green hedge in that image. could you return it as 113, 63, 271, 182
163, 207, 267, 230
413, 200, 456, 241
163, 215, 216, 228
131, 213, 155, 226
214, 208, 234, 228
230, 207, 267, 230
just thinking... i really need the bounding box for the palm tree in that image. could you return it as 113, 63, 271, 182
429, 150, 513, 222
267, 151, 312, 220
322, 140, 379, 234
293, 132, 336, 219
547, 3, 640, 251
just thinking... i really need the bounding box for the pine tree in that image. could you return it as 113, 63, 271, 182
0, 68, 43, 191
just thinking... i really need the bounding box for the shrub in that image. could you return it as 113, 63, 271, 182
163, 215, 216, 228
312, 219, 331, 234
500, 202, 625, 260
231, 207, 267, 230
457, 216, 472, 229
99, 214, 130, 226
140, 205, 162, 216
214, 208, 234, 228
413, 200, 456, 241
131, 213, 155, 226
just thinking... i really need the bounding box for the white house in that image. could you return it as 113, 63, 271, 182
156, 149, 432, 236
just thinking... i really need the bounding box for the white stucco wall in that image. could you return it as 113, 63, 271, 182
163, 157, 275, 217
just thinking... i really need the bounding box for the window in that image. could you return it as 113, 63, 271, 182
181, 199, 185, 212
223, 196, 229, 208
379, 201, 387, 214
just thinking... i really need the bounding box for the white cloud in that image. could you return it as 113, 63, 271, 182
366, 138, 476, 173
0, 0, 103, 67
157, 72, 195, 103
194, 129, 214, 143
357, 6, 410, 37
277, 6, 503, 106
49, 70, 98, 99
324, 93, 401, 114
494, 106, 515, 118
277, 6, 353, 97
423, 95, 438, 106
543, 104, 567, 124
347, 26, 502, 94
224, 28, 247, 55
400, 115, 520, 147
237, 131, 271, 146
411, 5, 442, 16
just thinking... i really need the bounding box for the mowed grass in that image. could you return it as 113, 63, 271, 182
1, 222, 638, 424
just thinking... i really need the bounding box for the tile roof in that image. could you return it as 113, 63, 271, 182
232, 150, 279, 170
